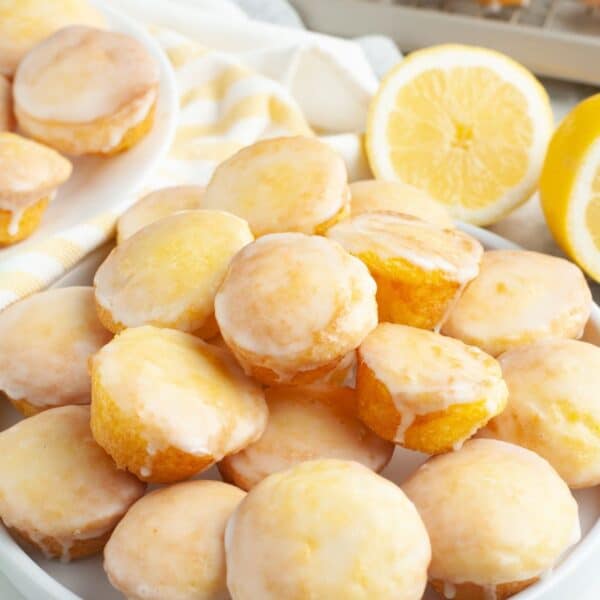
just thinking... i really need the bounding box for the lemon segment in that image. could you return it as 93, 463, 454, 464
540, 93, 600, 282
367, 45, 553, 226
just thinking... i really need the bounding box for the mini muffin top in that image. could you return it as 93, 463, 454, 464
94, 210, 253, 333
0, 132, 71, 210
225, 459, 431, 600
359, 323, 507, 438
349, 179, 453, 228
0, 286, 111, 409
442, 249, 592, 356
0, 0, 105, 76
220, 385, 394, 489
117, 185, 205, 242
403, 439, 580, 586
0, 405, 145, 557
487, 338, 600, 488
215, 233, 378, 371
14, 25, 159, 123
91, 326, 267, 461
327, 212, 482, 282
105, 481, 245, 600
203, 136, 349, 236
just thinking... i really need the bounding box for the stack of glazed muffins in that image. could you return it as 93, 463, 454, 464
0, 127, 597, 600
0, 0, 160, 247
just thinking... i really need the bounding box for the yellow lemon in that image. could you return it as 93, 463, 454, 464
540, 93, 600, 282
366, 45, 553, 225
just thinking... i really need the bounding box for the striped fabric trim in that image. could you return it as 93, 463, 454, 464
0, 27, 311, 312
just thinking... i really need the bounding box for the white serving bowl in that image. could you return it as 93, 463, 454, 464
1, 224, 599, 600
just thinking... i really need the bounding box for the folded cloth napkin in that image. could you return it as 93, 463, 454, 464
0, 0, 397, 311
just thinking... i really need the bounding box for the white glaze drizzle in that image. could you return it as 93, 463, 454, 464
483, 584, 497, 600
7, 206, 23, 236
443, 582, 457, 599
327, 212, 482, 283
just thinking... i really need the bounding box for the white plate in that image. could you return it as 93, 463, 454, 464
1, 225, 600, 600
0, 1, 178, 265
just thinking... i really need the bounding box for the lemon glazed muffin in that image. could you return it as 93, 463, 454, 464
117, 185, 205, 243
0, 131, 71, 245
0, 75, 13, 131
90, 326, 267, 484
95, 210, 253, 338
404, 439, 580, 600
327, 212, 483, 330
484, 339, 600, 489
14, 25, 159, 156
0, 287, 112, 416
0, 0, 105, 77
215, 233, 378, 385
105, 481, 245, 600
203, 136, 350, 236
349, 179, 453, 227
442, 249, 592, 356
356, 323, 507, 454
0, 405, 145, 561
219, 385, 394, 490
226, 459, 431, 600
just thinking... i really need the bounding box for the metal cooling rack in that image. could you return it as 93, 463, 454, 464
290, 0, 600, 85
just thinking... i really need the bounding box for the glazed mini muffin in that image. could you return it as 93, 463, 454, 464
404, 439, 579, 600
219, 385, 394, 490
117, 185, 205, 243
442, 250, 592, 356
90, 326, 267, 483
326, 211, 483, 329
0, 0, 105, 77
215, 233, 378, 385
349, 179, 453, 227
226, 459, 431, 600
203, 136, 350, 236
485, 339, 600, 489
95, 210, 253, 338
0, 287, 112, 416
14, 25, 159, 156
0, 405, 145, 561
356, 323, 507, 454
0, 75, 13, 131
327, 212, 483, 330
105, 481, 245, 600
0, 132, 71, 245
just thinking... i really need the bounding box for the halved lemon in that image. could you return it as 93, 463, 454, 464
366, 45, 553, 225
540, 94, 600, 282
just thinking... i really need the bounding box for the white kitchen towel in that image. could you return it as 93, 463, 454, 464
231, 0, 306, 28
229, 0, 403, 78
107, 0, 380, 133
